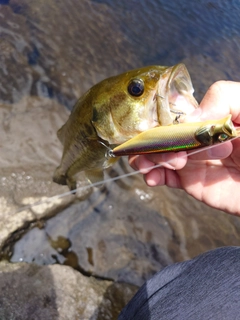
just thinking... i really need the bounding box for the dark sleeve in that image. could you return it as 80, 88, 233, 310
118, 246, 240, 320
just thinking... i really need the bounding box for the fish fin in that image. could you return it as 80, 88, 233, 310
85, 169, 104, 185
66, 177, 77, 192
65, 170, 103, 192
53, 166, 67, 185
66, 170, 104, 193
57, 124, 67, 145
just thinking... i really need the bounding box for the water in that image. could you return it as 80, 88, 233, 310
1, 0, 240, 286
1, 0, 239, 106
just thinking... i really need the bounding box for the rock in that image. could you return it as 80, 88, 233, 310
0, 261, 138, 320
1, 0, 240, 308
0, 0, 140, 107
0, 96, 73, 247
9, 167, 240, 287
1, 0, 239, 107
2, 96, 240, 288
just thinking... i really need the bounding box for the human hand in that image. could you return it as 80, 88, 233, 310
129, 81, 240, 215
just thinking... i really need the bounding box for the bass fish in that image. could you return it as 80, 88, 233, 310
53, 64, 198, 190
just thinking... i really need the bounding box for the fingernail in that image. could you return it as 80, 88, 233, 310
207, 145, 229, 159
138, 157, 155, 174
161, 154, 175, 169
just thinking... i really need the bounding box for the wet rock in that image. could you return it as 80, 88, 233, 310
0, 96, 73, 247
1, 0, 240, 305
10, 182, 174, 286
9, 168, 240, 287
0, 0, 139, 107
0, 260, 138, 319
2, 95, 240, 287
1, 0, 239, 106
1, 79, 240, 292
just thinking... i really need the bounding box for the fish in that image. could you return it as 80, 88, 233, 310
110, 115, 237, 156
53, 63, 198, 190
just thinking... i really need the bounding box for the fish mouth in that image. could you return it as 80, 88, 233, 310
157, 63, 198, 125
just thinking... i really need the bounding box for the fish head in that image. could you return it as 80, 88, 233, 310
53, 64, 198, 189
91, 64, 198, 144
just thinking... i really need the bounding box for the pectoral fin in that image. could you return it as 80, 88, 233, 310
85, 169, 104, 185
57, 124, 67, 145
53, 166, 67, 185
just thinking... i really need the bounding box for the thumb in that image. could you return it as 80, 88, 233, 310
186, 81, 240, 123
188, 141, 233, 160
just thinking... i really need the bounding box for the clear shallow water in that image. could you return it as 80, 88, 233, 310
1, 0, 240, 285
1, 0, 239, 106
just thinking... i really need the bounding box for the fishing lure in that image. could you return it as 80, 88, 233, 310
108, 115, 237, 157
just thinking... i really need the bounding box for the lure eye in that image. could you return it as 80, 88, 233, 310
128, 79, 144, 97
218, 133, 229, 142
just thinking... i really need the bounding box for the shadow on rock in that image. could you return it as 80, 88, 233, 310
0, 261, 138, 320
0, 261, 58, 319
91, 282, 138, 320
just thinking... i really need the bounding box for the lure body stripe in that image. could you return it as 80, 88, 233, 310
111, 116, 237, 156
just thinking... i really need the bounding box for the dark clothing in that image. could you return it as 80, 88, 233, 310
118, 247, 240, 320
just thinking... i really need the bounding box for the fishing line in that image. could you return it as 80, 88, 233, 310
15, 134, 240, 213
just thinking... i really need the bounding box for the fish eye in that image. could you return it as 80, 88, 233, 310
218, 133, 228, 142
128, 79, 144, 97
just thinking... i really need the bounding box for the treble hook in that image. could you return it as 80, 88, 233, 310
98, 140, 116, 158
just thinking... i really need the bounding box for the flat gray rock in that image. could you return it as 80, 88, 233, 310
0, 261, 138, 320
